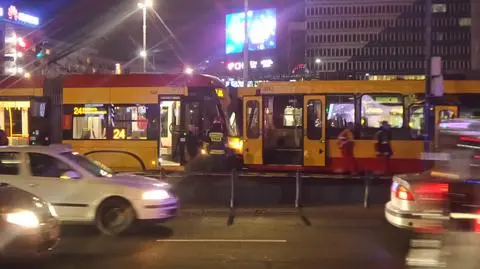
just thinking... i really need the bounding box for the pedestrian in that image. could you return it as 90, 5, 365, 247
375, 121, 393, 175
0, 129, 8, 146
337, 122, 357, 175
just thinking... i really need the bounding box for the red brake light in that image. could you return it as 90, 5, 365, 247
460, 136, 480, 143
416, 183, 448, 193
396, 185, 414, 201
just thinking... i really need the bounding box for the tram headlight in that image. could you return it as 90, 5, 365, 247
228, 137, 243, 154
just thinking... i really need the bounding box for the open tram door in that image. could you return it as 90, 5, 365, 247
243, 96, 263, 165
434, 105, 458, 149
158, 96, 182, 166
303, 95, 326, 167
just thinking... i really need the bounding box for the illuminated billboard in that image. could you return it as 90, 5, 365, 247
0, 5, 40, 26
225, 8, 276, 55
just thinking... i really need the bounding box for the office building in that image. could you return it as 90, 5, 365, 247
305, 0, 472, 79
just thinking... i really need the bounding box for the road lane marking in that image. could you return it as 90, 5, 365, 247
156, 239, 287, 243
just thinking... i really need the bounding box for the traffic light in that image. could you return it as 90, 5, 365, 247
35, 41, 48, 59
35, 44, 44, 58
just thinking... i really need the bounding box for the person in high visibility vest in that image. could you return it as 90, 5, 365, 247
206, 121, 226, 155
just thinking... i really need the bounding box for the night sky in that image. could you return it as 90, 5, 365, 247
8, 0, 302, 69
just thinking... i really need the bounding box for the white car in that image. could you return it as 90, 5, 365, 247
385, 173, 449, 229
0, 145, 177, 235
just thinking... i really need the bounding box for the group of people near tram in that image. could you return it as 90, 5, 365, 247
337, 121, 393, 175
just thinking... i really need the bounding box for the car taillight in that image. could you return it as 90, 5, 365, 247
415, 183, 449, 200
396, 185, 414, 201
474, 210, 480, 233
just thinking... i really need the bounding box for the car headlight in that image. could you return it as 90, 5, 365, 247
48, 204, 58, 217
6, 210, 40, 228
142, 190, 170, 200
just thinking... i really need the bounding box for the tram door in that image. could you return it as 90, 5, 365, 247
243, 96, 263, 165
434, 105, 458, 148
303, 96, 326, 167
159, 98, 181, 166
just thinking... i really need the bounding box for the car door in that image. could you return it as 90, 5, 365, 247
23, 152, 92, 221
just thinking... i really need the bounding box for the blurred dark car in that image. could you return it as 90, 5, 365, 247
0, 183, 60, 258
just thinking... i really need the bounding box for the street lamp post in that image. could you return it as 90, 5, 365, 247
138, 0, 152, 73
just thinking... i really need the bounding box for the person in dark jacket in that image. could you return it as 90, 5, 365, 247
375, 121, 393, 174
0, 129, 8, 146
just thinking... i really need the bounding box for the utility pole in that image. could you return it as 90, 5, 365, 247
142, 4, 147, 73
424, 0, 432, 152
243, 0, 249, 87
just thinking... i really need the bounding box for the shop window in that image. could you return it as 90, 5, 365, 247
361, 94, 404, 128
72, 104, 107, 140
112, 105, 148, 140
246, 100, 260, 138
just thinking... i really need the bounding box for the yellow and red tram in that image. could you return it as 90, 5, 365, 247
235, 80, 480, 174
0, 74, 235, 172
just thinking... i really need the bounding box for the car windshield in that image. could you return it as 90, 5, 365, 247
61, 152, 113, 177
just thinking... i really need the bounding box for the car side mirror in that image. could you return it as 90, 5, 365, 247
60, 170, 81, 180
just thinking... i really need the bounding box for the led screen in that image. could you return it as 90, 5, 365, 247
225, 8, 276, 54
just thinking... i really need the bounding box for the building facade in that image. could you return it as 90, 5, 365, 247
305, 0, 472, 79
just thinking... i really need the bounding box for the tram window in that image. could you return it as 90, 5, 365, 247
307, 100, 323, 140
113, 105, 148, 140
202, 101, 223, 134
361, 94, 404, 128
228, 112, 239, 137
72, 105, 107, 140
264, 96, 303, 149
185, 102, 201, 136
409, 106, 424, 139
265, 96, 302, 128
246, 100, 260, 138
327, 95, 355, 129
326, 95, 355, 138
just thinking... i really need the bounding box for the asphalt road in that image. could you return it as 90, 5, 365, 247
3, 205, 412, 269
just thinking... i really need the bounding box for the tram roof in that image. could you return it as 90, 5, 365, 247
0, 76, 44, 89
238, 80, 480, 95
62, 74, 225, 88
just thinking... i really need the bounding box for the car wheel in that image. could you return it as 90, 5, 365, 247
96, 198, 135, 236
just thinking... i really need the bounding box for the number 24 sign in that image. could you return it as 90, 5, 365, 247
113, 128, 126, 140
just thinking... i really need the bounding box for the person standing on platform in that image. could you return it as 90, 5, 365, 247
337, 122, 357, 175
375, 121, 393, 175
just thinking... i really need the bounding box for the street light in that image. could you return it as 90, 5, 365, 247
137, 0, 153, 73
315, 58, 322, 64
184, 67, 194, 75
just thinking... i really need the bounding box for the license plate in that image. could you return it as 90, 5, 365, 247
420, 152, 450, 161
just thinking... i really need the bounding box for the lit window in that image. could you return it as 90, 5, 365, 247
72, 104, 107, 140
459, 17, 471, 27
113, 105, 148, 140
361, 94, 404, 128
432, 4, 447, 13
